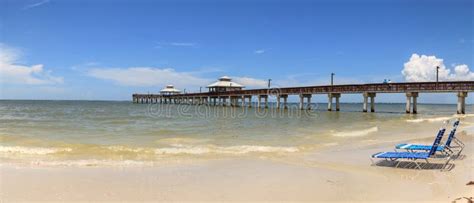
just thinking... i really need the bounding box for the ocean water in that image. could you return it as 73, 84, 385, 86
1, 100, 473, 167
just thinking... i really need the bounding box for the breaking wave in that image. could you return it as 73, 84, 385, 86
332, 126, 378, 137
108, 144, 299, 155
22, 160, 157, 167
1, 144, 299, 157
406, 116, 453, 123
0, 146, 72, 155
406, 114, 474, 123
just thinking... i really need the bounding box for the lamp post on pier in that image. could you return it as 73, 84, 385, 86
436, 66, 440, 89
331, 73, 335, 86
436, 66, 440, 82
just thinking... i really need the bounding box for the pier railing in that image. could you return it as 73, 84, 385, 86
134, 81, 474, 97
133, 81, 473, 114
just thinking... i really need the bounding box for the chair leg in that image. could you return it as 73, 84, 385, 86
395, 159, 401, 168
456, 147, 464, 159
414, 161, 422, 170
442, 156, 453, 171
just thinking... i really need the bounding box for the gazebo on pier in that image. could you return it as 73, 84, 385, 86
160, 85, 181, 95
207, 76, 244, 92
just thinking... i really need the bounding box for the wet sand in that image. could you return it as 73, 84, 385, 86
1, 131, 472, 202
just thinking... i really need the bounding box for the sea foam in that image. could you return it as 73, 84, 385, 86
406, 114, 474, 123
0, 146, 72, 155
406, 116, 453, 123
332, 126, 378, 137
106, 144, 299, 155
155, 144, 299, 155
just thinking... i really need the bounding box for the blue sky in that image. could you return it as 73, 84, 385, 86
0, 0, 473, 103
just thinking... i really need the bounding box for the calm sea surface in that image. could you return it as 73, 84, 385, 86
1, 100, 472, 166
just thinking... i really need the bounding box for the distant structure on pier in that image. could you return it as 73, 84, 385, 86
160, 85, 181, 95
207, 76, 244, 92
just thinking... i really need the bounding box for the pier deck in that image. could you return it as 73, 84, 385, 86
133, 81, 474, 114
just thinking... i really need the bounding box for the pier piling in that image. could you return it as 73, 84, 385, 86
457, 92, 468, 114
363, 92, 376, 112
282, 95, 288, 109
405, 92, 418, 114
328, 93, 341, 111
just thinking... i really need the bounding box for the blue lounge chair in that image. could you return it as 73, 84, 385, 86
395, 120, 462, 156
371, 127, 451, 170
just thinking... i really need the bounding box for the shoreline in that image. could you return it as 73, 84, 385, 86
1, 131, 473, 202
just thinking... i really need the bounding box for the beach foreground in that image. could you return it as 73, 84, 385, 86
1, 101, 473, 202
2, 132, 473, 202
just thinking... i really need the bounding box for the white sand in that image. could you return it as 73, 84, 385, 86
1, 132, 473, 202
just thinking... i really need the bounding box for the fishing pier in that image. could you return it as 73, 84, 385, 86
133, 78, 473, 114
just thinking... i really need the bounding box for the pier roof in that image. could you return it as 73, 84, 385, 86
207, 76, 244, 88
160, 85, 181, 94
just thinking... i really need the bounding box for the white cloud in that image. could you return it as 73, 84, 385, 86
169, 42, 196, 47
0, 43, 63, 85
87, 67, 211, 88
453, 64, 474, 80
23, 0, 50, 10
254, 49, 265, 54
402, 53, 474, 82
87, 67, 275, 90
154, 42, 197, 48
232, 76, 268, 88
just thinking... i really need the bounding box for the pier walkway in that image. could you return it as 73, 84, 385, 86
133, 81, 474, 114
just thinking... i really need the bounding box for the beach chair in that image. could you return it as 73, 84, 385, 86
395, 119, 463, 156
371, 126, 453, 170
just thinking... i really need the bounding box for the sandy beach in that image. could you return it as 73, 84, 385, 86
2, 0, 473, 201
2, 128, 472, 202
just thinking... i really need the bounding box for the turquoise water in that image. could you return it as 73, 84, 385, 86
1, 100, 472, 166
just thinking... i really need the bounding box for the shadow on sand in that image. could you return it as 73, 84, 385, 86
373, 160, 455, 171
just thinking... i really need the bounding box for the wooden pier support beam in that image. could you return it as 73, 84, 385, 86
229, 96, 239, 107
299, 94, 312, 110
235, 96, 240, 107
263, 95, 268, 108
370, 95, 375, 112
328, 93, 341, 111
405, 92, 419, 114
258, 95, 268, 108
457, 92, 468, 114
307, 95, 312, 110
282, 95, 288, 109
363, 92, 376, 112
413, 95, 417, 114
222, 97, 227, 106
257, 96, 261, 108
228, 96, 234, 107
277, 95, 289, 109
277, 95, 281, 109
245, 96, 252, 108
299, 95, 304, 110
